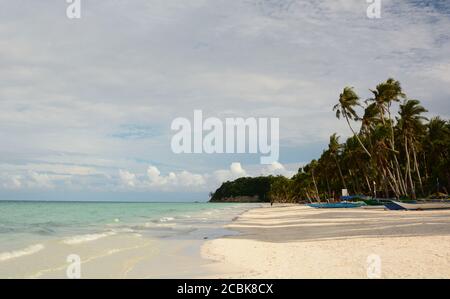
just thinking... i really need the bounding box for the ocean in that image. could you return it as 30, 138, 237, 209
0, 201, 259, 276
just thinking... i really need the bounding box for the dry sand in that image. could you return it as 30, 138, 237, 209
202, 205, 450, 278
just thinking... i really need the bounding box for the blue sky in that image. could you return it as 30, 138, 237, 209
0, 0, 449, 201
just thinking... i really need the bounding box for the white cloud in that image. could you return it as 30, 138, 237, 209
112, 162, 296, 192
261, 161, 296, 177
213, 162, 247, 183
145, 166, 206, 189
230, 162, 247, 177
0, 161, 296, 192
119, 169, 137, 187
1, 171, 55, 190
28, 171, 54, 189
1, 174, 22, 190
147, 166, 161, 182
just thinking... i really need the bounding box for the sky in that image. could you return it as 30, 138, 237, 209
0, 0, 449, 201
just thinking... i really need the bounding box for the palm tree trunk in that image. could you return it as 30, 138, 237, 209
412, 144, 424, 195
305, 190, 313, 203
311, 170, 320, 202
360, 161, 373, 194
349, 168, 360, 194
381, 167, 394, 198
387, 105, 396, 150
387, 159, 402, 196
377, 103, 406, 197
364, 173, 372, 194
385, 164, 401, 198
344, 114, 372, 158
404, 135, 416, 199
334, 156, 347, 190
422, 152, 429, 180
387, 105, 408, 196
390, 158, 407, 196
325, 174, 331, 199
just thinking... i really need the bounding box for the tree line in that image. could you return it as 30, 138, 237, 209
210, 78, 450, 203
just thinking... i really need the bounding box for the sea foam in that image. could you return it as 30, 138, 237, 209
159, 217, 175, 222
62, 232, 116, 245
0, 244, 45, 262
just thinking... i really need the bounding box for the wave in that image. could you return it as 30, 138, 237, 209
0, 244, 45, 262
143, 222, 176, 229
159, 217, 175, 222
62, 232, 116, 245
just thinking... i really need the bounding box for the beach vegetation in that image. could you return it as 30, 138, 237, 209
210, 78, 450, 202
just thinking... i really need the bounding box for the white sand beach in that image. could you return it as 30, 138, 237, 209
202, 205, 450, 278
3, 204, 450, 279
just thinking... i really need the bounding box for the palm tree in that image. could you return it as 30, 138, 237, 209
291, 171, 315, 203
317, 151, 333, 199
397, 99, 428, 198
333, 87, 372, 157
343, 136, 371, 194
367, 78, 407, 197
210, 82, 450, 203
361, 103, 379, 136
328, 133, 347, 190
308, 160, 320, 201
423, 117, 449, 193
371, 123, 401, 197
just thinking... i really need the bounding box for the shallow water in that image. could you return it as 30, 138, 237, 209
0, 201, 260, 277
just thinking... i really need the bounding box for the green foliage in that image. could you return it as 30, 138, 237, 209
211, 79, 450, 202
210, 176, 273, 202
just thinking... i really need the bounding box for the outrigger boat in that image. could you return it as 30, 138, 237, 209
308, 202, 366, 209
391, 201, 450, 211
383, 201, 406, 210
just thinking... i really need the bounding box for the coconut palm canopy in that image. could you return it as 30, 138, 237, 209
212, 78, 450, 202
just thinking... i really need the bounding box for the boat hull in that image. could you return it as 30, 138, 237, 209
392, 201, 450, 210
384, 202, 406, 210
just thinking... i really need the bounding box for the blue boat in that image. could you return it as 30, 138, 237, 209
340, 195, 371, 201
308, 202, 366, 209
384, 201, 415, 210
383, 202, 404, 210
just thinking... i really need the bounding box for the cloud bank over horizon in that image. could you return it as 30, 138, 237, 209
2, 161, 298, 195
0, 0, 449, 200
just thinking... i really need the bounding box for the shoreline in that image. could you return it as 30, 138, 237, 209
0, 202, 260, 278
202, 204, 450, 278
3, 202, 450, 278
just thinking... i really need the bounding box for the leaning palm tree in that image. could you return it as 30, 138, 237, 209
343, 136, 371, 194
333, 87, 372, 158
371, 123, 402, 198
397, 99, 428, 198
361, 102, 379, 135
367, 78, 407, 196
309, 160, 320, 201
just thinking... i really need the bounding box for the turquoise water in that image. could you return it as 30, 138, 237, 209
0, 201, 256, 253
